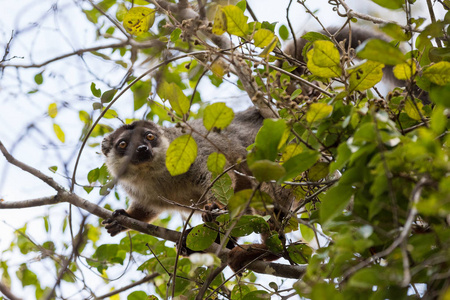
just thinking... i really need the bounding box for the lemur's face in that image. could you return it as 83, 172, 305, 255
102, 121, 169, 177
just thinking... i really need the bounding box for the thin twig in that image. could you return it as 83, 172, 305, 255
95, 273, 159, 299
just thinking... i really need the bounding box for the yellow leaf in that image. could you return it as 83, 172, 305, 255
222, 5, 249, 38
53, 124, 65, 143
254, 29, 275, 48
404, 99, 425, 121
281, 144, 303, 163
203, 102, 234, 131
259, 36, 278, 58
423, 61, 450, 85
123, 7, 155, 36
307, 49, 342, 78
157, 81, 190, 116
212, 5, 226, 35
348, 61, 384, 92
210, 60, 226, 77
393, 60, 416, 80
48, 103, 58, 118
306, 103, 333, 123
312, 40, 340, 68
166, 134, 198, 176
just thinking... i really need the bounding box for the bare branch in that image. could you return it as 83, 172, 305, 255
0, 281, 22, 300
96, 273, 159, 299
0, 196, 60, 209
0, 141, 64, 192
336, 0, 421, 32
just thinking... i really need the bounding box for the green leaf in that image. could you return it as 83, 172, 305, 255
280, 150, 320, 182
48, 103, 58, 118
166, 134, 198, 176
116, 3, 127, 22
348, 61, 384, 92
90, 82, 101, 97
242, 290, 270, 299
228, 189, 252, 219
430, 84, 450, 107
250, 119, 287, 163
306, 103, 333, 123
212, 173, 234, 205
127, 291, 148, 300
230, 215, 270, 237
371, 0, 403, 9
158, 81, 190, 116
16, 266, 38, 287
186, 223, 218, 251
34, 72, 43, 85
203, 102, 234, 131
170, 28, 182, 42
380, 23, 411, 41
349, 266, 389, 289
279, 25, 289, 40
87, 168, 100, 183
249, 160, 286, 182
222, 5, 249, 38
287, 243, 313, 264
357, 39, 406, 65
207, 152, 226, 174
320, 183, 354, 225
232, 284, 251, 299
308, 162, 329, 181
423, 61, 450, 85
49, 166, 58, 173
228, 189, 272, 219
53, 124, 65, 143
266, 233, 283, 253
101, 89, 117, 103
311, 283, 344, 300
431, 105, 447, 135
301, 31, 331, 42
330, 142, 351, 172
236, 0, 246, 11
123, 7, 155, 36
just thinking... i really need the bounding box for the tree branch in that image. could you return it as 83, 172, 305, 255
0, 140, 64, 192
0, 281, 22, 300
336, 0, 421, 32
0, 196, 60, 209
96, 273, 159, 299
1, 142, 306, 279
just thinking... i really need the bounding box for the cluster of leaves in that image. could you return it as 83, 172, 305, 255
1, 0, 450, 299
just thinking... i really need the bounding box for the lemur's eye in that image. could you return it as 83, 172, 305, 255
118, 141, 127, 149
146, 133, 155, 141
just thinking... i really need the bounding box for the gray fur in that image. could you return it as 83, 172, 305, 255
102, 107, 264, 222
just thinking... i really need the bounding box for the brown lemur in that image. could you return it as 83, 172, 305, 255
101, 26, 428, 272
101, 107, 265, 236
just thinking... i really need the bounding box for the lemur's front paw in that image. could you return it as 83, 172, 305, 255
102, 209, 130, 236
202, 203, 223, 223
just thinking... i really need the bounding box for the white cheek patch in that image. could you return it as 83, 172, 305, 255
105, 155, 131, 178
